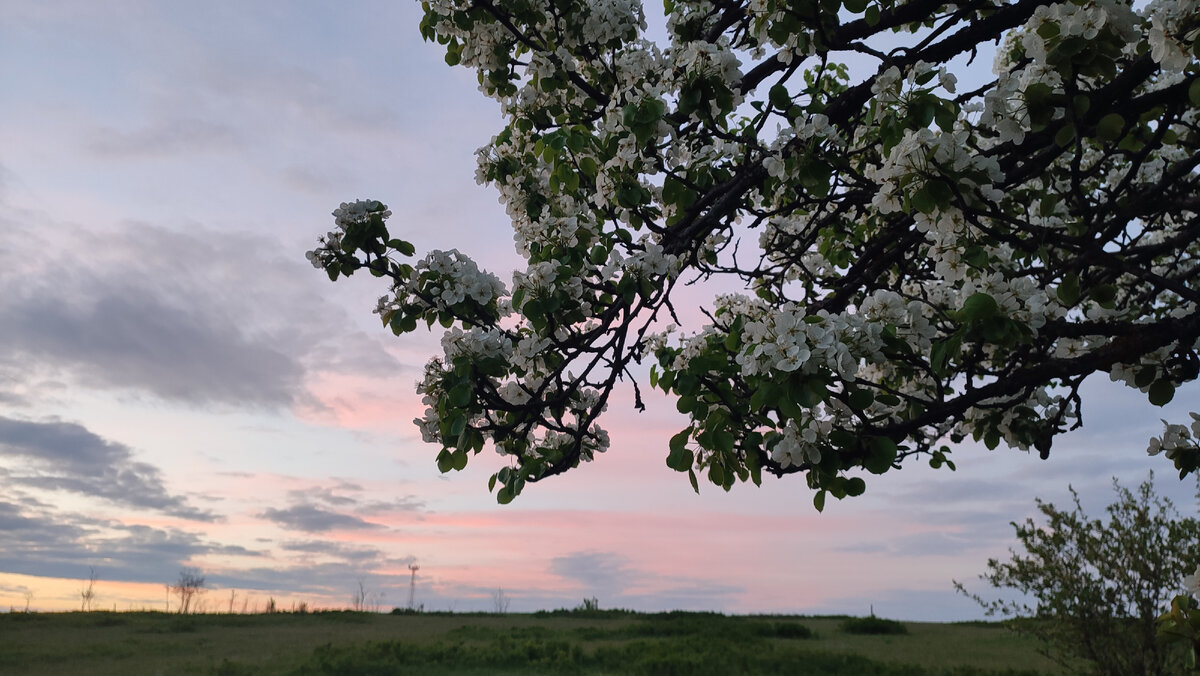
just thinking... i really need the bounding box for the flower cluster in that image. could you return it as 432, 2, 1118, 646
1148, 413, 1200, 459
404, 249, 507, 315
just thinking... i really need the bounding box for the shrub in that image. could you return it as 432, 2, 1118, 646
840, 616, 909, 635
958, 475, 1197, 675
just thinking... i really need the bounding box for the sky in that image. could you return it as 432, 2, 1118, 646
0, 1, 1197, 621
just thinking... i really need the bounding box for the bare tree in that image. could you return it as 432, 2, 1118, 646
170, 568, 206, 614
23, 589, 33, 613
351, 578, 368, 612
491, 587, 510, 614
226, 589, 237, 614
80, 567, 97, 612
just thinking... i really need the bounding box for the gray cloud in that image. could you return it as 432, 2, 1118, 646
285, 483, 426, 517
286, 485, 362, 507
0, 416, 215, 521
259, 504, 382, 533
0, 217, 400, 409
281, 540, 384, 563
0, 498, 258, 583
0, 293, 301, 406
549, 551, 633, 596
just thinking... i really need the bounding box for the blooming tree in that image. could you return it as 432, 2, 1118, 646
309, 0, 1200, 505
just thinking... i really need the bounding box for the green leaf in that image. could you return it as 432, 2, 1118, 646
813, 489, 827, 512
667, 430, 693, 471
1036, 20, 1060, 39
769, 84, 791, 110
688, 468, 699, 494
844, 0, 867, 12
449, 382, 472, 407
963, 246, 989, 269
876, 393, 901, 407
864, 5, 880, 26
579, 156, 598, 177
1149, 380, 1175, 407
675, 373, 699, 396
830, 429, 857, 448
714, 429, 735, 454
1091, 284, 1117, 308
1134, 367, 1157, 389
845, 477, 867, 497
1039, 194, 1060, 217
848, 388, 875, 410
958, 292, 999, 323
397, 240, 418, 256
1057, 274, 1081, 306
1054, 123, 1076, 148
750, 380, 775, 411
934, 101, 957, 132
931, 333, 962, 375
708, 463, 725, 486
1071, 94, 1090, 116
910, 96, 936, 128
745, 449, 762, 487
448, 413, 466, 438
910, 185, 937, 215
1096, 113, 1124, 141
863, 436, 898, 474
1190, 78, 1200, 106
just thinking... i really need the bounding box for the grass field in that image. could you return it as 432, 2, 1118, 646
0, 609, 1068, 675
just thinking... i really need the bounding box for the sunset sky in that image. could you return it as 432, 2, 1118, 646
1, 1, 1197, 620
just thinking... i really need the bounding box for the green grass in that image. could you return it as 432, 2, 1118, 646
0, 610, 1066, 675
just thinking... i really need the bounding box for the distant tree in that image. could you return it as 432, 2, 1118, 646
170, 568, 206, 614
352, 578, 369, 612
492, 587, 511, 613
957, 475, 1200, 675
310, 1, 1200, 505
80, 567, 97, 612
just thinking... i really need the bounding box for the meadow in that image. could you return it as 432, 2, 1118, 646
0, 608, 1071, 675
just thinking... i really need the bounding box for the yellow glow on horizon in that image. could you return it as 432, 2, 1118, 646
0, 572, 351, 614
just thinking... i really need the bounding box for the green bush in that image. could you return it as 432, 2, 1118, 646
959, 475, 1198, 675
840, 616, 909, 635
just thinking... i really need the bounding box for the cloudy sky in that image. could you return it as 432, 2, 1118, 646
1, 1, 1196, 620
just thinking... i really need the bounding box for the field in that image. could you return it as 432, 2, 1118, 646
0, 609, 1068, 675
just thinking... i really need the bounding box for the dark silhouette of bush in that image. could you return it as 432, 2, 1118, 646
768, 621, 814, 639
840, 615, 909, 635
